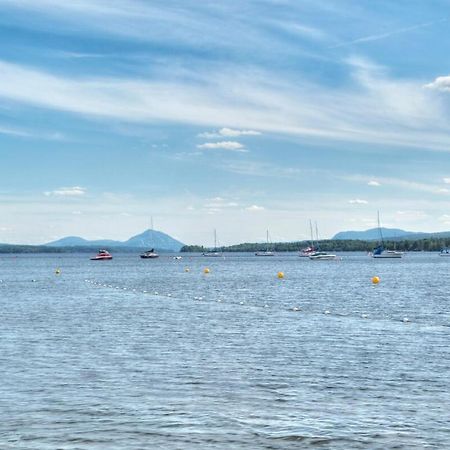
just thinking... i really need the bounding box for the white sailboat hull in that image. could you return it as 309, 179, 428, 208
372, 251, 403, 258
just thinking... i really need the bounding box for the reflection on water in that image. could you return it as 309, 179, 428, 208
1, 253, 449, 449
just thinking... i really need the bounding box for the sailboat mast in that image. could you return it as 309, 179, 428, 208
377, 210, 385, 245
266, 229, 269, 252
309, 220, 314, 248
214, 229, 217, 250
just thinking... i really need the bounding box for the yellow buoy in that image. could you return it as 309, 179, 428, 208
277, 271, 284, 279
55, 268, 61, 275
203, 268, 210, 274
372, 276, 380, 284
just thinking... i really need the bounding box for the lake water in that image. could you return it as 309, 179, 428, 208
1, 252, 449, 449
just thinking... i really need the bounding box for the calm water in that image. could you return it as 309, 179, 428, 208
1, 252, 449, 449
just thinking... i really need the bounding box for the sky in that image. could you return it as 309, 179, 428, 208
1, 0, 450, 245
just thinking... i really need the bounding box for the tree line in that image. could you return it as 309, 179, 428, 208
181, 238, 450, 253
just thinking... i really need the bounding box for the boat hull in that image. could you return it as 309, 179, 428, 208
372, 252, 403, 258
309, 251, 337, 260
309, 254, 336, 260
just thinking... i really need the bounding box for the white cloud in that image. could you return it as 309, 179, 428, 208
368, 180, 380, 186
197, 141, 247, 152
424, 76, 450, 92
348, 199, 368, 205
198, 127, 261, 138
44, 186, 86, 197
246, 205, 265, 211
443, 178, 450, 184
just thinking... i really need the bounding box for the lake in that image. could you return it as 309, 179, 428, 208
1, 252, 449, 449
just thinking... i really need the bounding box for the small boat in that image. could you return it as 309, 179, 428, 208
203, 229, 223, 257
371, 212, 403, 259
140, 249, 159, 259
203, 251, 222, 257
173, 256, 182, 260
372, 245, 403, 258
439, 248, 450, 256
299, 246, 316, 257
90, 249, 112, 260
309, 251, 337, 260
299, 221, 318, 257
256, 230, 275, 256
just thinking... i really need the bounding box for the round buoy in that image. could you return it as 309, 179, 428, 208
204, 268, 210, 274
55, 268, 61, 275
184, 267, 190, 272
277, 271, 284, 279
372, 276, 380, 284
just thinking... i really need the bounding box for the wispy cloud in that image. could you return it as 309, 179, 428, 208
344, 174, 450, 196
44, 186, 86, 197
0, 124, 65, 141
1, 57, 450, 152
368, 180, 381, 187
348, 199, 368, 204
197, 141, 248, 152
331, 18, 447, 48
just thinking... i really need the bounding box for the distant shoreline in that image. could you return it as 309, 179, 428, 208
1, 236, 448, 254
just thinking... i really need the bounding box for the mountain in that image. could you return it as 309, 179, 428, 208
46, 229, 184, 252
123, 229, 184, 250
332, 228, 450, 241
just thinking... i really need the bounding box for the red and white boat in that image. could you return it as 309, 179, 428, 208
299, 246, 316, 257
90, 250, 113, 260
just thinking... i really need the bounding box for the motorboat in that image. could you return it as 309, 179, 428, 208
140, 249, 159, 259
90, 249, 112, 260
439, 248, 450, 256
309, 251, 337, 260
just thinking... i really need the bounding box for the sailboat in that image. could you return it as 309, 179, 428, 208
371, 211, 403, 258
255, 230, 275, 256
299, 220, 317, 257
140, 248, 159, 259
307, 221, 336, 260
139, 216, 159, 258
203, 229, 222, 257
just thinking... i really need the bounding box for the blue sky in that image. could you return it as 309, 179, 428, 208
1, 0, 450, 245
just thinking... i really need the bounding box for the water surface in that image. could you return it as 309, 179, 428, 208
1, 253, 449, 449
